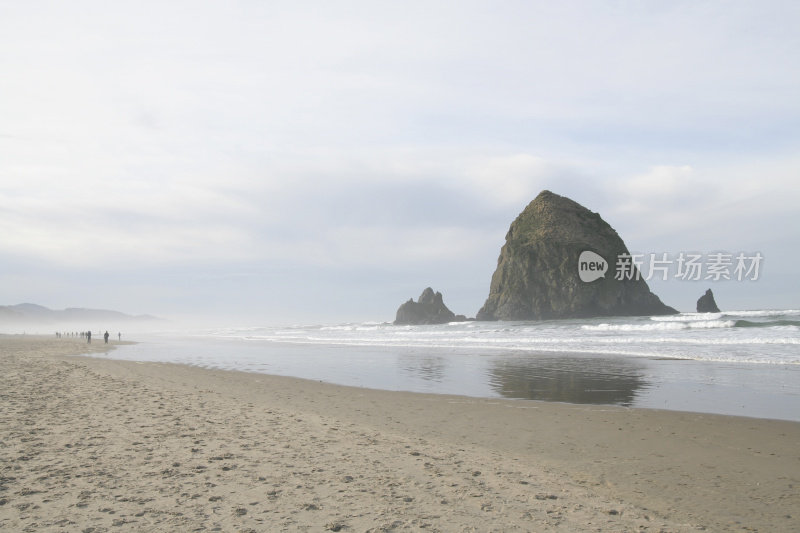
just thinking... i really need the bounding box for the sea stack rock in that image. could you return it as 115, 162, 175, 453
476, 190, 678, 320
696, 289, 721, 313
395, 287, 457, 325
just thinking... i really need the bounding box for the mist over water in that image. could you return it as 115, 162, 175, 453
96, 310, 800, 421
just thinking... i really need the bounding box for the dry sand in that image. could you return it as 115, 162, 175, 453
1, 336, 798, 532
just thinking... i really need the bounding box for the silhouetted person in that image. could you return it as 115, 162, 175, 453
118, 332, 121, 341
104, 331, 109, 344
87, 331, 92, 343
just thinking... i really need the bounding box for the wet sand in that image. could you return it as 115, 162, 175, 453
1, 335, 798, 531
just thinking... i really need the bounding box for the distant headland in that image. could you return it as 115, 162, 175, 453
0, 303, 160, 326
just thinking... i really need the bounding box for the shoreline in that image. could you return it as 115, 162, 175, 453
83, 336, 800, 423
84, 332, 800, 422
2, 336, 799, 531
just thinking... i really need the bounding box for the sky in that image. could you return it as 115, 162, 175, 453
1, 1, 799, 325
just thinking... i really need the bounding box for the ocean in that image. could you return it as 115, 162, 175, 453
104, 310, 800, 422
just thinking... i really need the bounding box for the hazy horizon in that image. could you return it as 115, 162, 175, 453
2, 2, 799, 324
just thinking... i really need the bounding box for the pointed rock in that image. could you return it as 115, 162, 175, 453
395, 288, 457, 325
477, 191, 677, 320
696, 289, 721, 313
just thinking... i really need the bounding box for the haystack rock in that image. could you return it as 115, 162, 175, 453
395, 288, 459, 325
476, 190, 678, 320
696, 288, 721, 313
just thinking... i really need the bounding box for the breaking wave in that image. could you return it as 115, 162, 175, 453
582, 320, 736, 331
202, 308, 800, 365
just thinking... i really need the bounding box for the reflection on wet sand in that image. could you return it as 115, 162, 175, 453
398, 354, 447, 383
488, 355, 649, 406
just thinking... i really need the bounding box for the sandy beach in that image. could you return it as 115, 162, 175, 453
1, 336, 798, 532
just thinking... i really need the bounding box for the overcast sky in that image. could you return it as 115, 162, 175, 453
2, 1, 799, 324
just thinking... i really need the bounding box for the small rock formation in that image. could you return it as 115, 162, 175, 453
477, 190, 678, 320
696, 289, 720, 313
395, 288, 457, 325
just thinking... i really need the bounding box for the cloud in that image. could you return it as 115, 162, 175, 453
0, 138, 552, 270
2, 1, 799, 316
461, 154, 551, 207
0, 169, 258, 267
265, 225, 500, 270
597, 155, 800, 256
616, 165, 697, 210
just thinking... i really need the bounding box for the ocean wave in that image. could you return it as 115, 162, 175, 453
769, 325, 800, 331
725, 309, 800, 318
198, 310, 799, 368
734, 319, 800, 329
651, 313, 723, 322
582, 320, 736, 331
241, 331, 800, 348
237, 335, 800, 365
650, 310, 800, 323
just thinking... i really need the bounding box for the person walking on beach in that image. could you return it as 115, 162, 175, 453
104, 331, 109, 344
87, 330, 92, 343
118, 332, 121, 341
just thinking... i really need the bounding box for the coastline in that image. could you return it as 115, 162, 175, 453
1, 336, 798, 531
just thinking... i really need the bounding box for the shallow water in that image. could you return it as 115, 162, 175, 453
98, 311, 800, 422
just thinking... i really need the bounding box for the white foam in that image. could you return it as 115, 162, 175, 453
726, 309, 800, 317
770, 325, 800, 332
194, 309, 800, 368
651, 313, 722, 322
582, 320, 735, 332
689, 320, 737, 329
